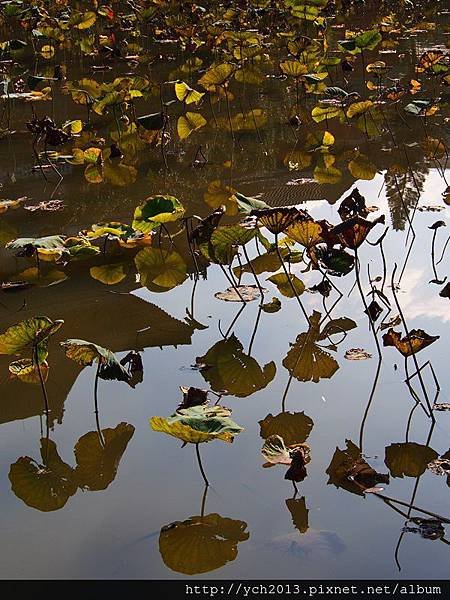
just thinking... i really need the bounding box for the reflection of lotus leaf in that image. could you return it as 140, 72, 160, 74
286, 496, 309, 534
9, 439, 77, 512
327, 439, 389, 496
259, 412, 314, 445
9, 358, 49, 384
197, 334, 276, 397
382, 328, 439, 357
282, 323, 339, 384
135, 247, 187, 290
74, 422, 135, 491
385, 442, 438, 479
159, 513, 249, 575
150, 405, 243, 444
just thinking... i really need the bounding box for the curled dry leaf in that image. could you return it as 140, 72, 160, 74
382, 328, 439, 357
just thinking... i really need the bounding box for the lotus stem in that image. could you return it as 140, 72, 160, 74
94, 362, 106, 448
195, 443, 209, 487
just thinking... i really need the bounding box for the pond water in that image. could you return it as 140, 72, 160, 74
0, 0, 449, 580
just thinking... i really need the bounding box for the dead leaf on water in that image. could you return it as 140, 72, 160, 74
215, 285, 266, 302
344, 348, 372, 360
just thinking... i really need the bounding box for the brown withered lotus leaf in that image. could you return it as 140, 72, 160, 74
338, 188, 369, 221
159, 513, 249, 575
251, 207, 310, 235
188, 206, 225, 245
286, 497, 309, 534
286, 219, 323, 249
259, 412, 314, 445
439, 283, 450, 299
215, 285, 265, 303
178, 386, 209, 410
262, 435, 310, 482
331, 215, 385, 249
285, 449, 308, 483
382, 328, 439, 357
344, 348, 372, 360
326, 440, 389, 496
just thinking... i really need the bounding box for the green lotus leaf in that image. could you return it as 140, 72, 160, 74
6, 235, 65, 251
74, 423, 135, 491
150, 405, 244, 444
9, 439, 77, 512
159, 513, 249, 575
132, 195, 185, 233
0, 317, 64, 363
60, 339, 130, 382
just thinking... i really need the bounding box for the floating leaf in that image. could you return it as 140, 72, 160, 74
344, 348, 372, 360
215, 285, 264, 303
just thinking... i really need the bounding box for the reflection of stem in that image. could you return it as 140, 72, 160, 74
275, 233, 308, 323
248, 305, 262, 357
34, 346, 49, 416
94, 362, 106, 448
195, 443, 209, 487
219, 263, 245, 303
242, 244, 264, 298
430, 227, 443, 283
200, 484, 209, 517
354, 248, 383, 452
391, 264, 434, 421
